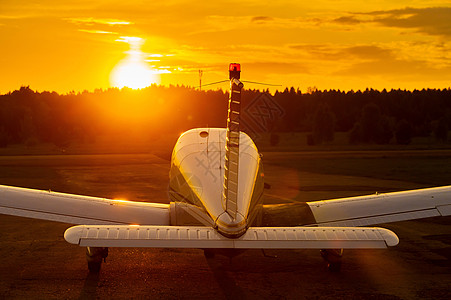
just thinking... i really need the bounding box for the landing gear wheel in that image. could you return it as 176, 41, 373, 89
203, 249, 215, 259
320, 249, 343, 272
86, 247, 108, 273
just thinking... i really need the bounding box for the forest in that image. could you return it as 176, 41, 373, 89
0, 85, 450, 150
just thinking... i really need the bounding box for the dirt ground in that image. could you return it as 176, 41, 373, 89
0, 151, 450, 299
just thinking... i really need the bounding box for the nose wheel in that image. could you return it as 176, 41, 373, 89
320, 249, 343, 272
86, 247, 108, 273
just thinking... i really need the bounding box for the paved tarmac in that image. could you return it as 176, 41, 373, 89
0, 153, 450, 299
0, 215, 450, 299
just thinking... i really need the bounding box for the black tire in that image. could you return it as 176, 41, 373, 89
320, 249, 343, 272
86, 247, 108, 273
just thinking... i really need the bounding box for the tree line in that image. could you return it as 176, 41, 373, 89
0, 85, 450, 148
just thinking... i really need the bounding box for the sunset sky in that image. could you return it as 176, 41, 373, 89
1, 1, 451, 94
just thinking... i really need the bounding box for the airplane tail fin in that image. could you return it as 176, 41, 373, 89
222, 67, 244, 220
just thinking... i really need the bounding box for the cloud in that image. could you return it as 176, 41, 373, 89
0, 14, 30, 20
148, 54, 164, 58
343, 45, 393, 60
244, 61, 310, 75
369, 7, 451, 37
115, 36, 143, 43
289, 44, 342, 61
335, 57, 451, 81
288, 39, 451, 87
64, 17, 132, 26
334, 7, 451, 37
251, 16, 274, 23
78, 29, 116, 34
332, 16, 361, 25
289, 44, 394, 61
189, 14, 314, 35
331, 42, 451, 81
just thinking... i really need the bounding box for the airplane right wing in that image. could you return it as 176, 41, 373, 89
305, 186, 451, 227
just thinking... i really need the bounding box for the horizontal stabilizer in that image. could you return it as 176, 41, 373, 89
64, 225, 399, 249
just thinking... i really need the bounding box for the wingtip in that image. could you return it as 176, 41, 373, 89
64, 225, 84, 245
378, 228, 399, 247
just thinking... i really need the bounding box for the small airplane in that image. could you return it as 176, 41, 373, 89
1, 63, 450, 272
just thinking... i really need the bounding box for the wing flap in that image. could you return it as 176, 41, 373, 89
307, 186, 451, 227
0, 185, 170, 225
64, 225, 399, 249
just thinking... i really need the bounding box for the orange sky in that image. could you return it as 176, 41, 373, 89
1, 1, 451, 94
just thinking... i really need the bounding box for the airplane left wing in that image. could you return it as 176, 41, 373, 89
306, 186, 451, 227
64, 225, 399, 249
0, 185, 170, 225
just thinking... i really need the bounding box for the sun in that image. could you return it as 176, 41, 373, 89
110, 59, 159, 89
110, 36, 160, 89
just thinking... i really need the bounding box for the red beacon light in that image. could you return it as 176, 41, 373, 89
229, 63, 241, 79
229, 63, 241, 72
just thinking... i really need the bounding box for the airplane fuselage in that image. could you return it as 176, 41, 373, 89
168, 128, 264, 238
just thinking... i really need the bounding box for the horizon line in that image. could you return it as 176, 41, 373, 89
2, 84, 451, 96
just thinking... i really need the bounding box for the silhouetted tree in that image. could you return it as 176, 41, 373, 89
0, 126, 8, 148
358, 103, 393, 144
312, 104, 335, 144
349, 122, 363, 145
434, 117, 448, 142
395, 119, 412, 145
361, 103, 382, 143
1, 86, 451, 149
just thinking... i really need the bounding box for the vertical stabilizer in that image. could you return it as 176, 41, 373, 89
223, 63, 243, 220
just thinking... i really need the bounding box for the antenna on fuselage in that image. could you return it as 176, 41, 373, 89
222, 63, 243, 220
